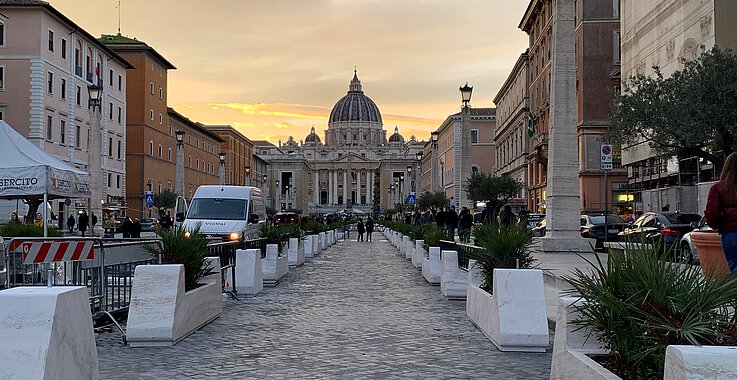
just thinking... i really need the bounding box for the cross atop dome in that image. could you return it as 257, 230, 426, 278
349, 68, 363, 93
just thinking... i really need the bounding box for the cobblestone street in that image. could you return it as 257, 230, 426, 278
96, 234, 552, 379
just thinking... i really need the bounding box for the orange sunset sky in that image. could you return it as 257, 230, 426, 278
48, 0, 529, 144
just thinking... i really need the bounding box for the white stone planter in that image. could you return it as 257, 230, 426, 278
405, 237, 414, 260
413, 240, 424, 269
127, 257, 223, 347
261, 244, 289, 287
422, 246, 441, 285
0, 286, 99, 379
664, 345, 737, 379
288, 238, 305, 267
550, 297, 613, 380
234, 249, 262, 296
304, 235, 314, 259
311, 235, 319, 256
319, 232, 327, 250
440, 250, 467, 300
466, 262, 548, 352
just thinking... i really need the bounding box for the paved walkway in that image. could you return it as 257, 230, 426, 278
96, 234, 552, 379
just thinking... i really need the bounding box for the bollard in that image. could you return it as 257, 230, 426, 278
47, 268, 53, 288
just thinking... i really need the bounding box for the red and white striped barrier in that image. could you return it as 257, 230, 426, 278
15, 241, 95, 264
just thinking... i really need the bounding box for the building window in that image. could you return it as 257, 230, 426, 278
75, 124, 81, 148
168, 147, 172, 161
60, 120, 65, 145
116, 175, 121, 189
48, 30, 54, 52
107, 173, 112, 187
117, 107, 122, 123
60, 78, 66, 99
76, 86, 81, 106
471, 129, 479, 144
109, 69, 113, 86
150, 81, 154, 95
46, 115, 52, 140
613, 0, 620, 18
613, 30, 621, 64
117, 75, 122, 91
159, 114, 163, 124
109, 102, 113, 119
47, 71, 53, 94
159, 87, 163, 99
61, 38, 67, 59
149, 140, 153, 155
0, 21, 5, 47
158, 144, 162, 158
108, 137, 113, 157
0, 66, 4, 90
0, 106, 5, 120
117, 140, 121, 159
150, 109, 154, 121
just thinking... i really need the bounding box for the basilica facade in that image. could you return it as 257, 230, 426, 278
256, 72, 423, 214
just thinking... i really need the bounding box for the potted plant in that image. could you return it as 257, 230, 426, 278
465, 222, 548, 352
127, 224, 222, 347
558, 243, 737, 379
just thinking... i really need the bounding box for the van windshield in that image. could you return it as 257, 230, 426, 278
186, 198, 248, 220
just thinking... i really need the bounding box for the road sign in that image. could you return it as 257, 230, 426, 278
601, 144, 613, 170
406, 194, 416, 205
144, 191, 155, 208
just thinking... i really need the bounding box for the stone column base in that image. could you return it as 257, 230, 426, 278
539, 235, 593, 254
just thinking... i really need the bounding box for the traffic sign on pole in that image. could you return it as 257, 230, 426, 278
600, 145, 613, 170
144, 191, 155, 208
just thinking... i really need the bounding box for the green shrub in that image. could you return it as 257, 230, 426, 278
422, 228, 447, 251
564, 244, 737, 379
144, 224, 213, 291
471, 222, 534, 292
0, 222, 62, 237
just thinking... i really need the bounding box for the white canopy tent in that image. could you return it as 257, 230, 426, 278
0, 121, 91, 236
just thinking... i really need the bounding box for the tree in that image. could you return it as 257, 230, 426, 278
464, 173, 523, 219
153, 188, 177, 216
607, 46, 737, 170
417, 191, 448, 210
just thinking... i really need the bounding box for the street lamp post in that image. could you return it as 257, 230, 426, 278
87, 84, 103, 237
175, 130, 185, 198
399, 173, 405, 218
458, 82, 473, 210
245, 165, 251, 186
218, 152, 226, 185
275, 180, 280, 211
430, 132, 439, 193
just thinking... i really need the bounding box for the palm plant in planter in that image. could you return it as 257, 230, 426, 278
471, 222, 534, 292
144, 224, 213, 291
422, 228, 447, 251
260, 224, 298, 253
564, 244, 737, 379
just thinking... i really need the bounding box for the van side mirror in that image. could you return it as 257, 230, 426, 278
175, 212, 185, 223
249, 213, 260, 224
690, 221, 698, 228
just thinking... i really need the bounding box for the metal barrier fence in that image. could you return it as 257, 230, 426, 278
205, 240, 241, 300
3, 237, 161, 335
243, 237, 267, 258
438, 239, 484, 270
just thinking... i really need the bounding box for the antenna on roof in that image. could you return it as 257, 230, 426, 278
115, 0, 121, 35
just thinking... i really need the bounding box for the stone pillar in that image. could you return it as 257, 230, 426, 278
368, 170, 374, 207
314, 171, 319, 204
343, 171, 348, 205
541, 0, 588, 253
333, 171, 338, 205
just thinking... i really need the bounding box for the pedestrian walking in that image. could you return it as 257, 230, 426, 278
705, 152, 737, 273
67, 214, 75, 233
121, 217, 133, 238
356, 218, 365, 242
365, 217, 374, 242
91, 213, 98, 236
500, 205, 516, 227
458, 207, 473, 243
132, 218, 142, 238
78, 211, 89, 237
445, 206, 459, 238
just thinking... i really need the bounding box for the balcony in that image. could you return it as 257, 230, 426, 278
530, 132, 548, 149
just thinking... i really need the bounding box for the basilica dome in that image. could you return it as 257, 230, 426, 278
328, 71, 382, 126
304, 126, 321, 145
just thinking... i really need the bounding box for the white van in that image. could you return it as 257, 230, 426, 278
179, 185, 266, 241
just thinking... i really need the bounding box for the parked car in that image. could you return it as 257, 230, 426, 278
618, 212, 702, 257
580, 214, 630, 249
525, 213, 545, 231
139, 218, 158, 232
679, 217, 712, 263
274, 212, 299, 226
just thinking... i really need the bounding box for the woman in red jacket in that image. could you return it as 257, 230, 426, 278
705, 152, 737, 272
